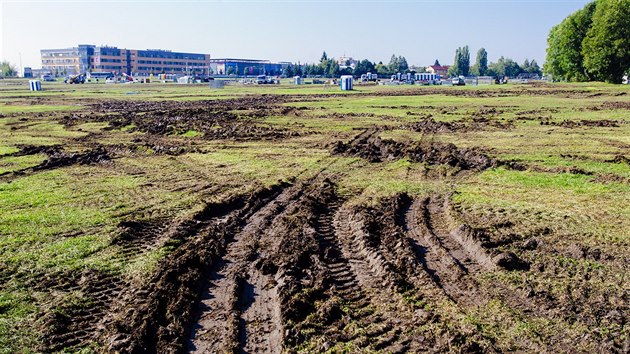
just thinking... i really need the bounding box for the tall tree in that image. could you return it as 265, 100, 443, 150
460, 46, 470, 77
582, 0, 630, 83
545, 2, 596, 81
449, 48, 461, 77
388, 54, 400, 74
475, 48, 488, 76
449, 46, 470, 76
434, 59, 441, 66
398, 56, 409, 73
320, 51, 328, 63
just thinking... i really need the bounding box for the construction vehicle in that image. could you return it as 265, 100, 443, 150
64, 74, 85, 84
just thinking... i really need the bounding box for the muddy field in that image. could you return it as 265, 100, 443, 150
0, 82, 628, 353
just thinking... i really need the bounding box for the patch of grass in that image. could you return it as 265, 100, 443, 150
0, 105, 80, 114
0, 146, 19, 156
0, 291, 39, 353
180, 129, 202, 138
0, 154, 46, 174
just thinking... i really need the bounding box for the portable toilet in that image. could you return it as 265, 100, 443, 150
29, 80, 42, 91
340, 75, 353, 91
294, 76, 302, 85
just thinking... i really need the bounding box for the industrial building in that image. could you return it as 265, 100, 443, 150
41, 44, 211, 76
208, 59, 289, 76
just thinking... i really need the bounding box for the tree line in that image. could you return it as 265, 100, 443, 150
546, 0, 630, 83
448, 46, 541, 78
287, 49, 541, 79
284, 52, 413, 78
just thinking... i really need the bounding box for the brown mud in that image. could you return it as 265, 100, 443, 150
331, 129, 497, 171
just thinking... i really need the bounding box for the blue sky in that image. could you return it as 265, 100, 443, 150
1, 0, 590, 70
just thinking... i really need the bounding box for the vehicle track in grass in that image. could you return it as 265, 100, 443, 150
188, 183, 304, 353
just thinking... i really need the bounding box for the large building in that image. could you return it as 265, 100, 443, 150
208, 59, 289, 76
41, 44, 211, 76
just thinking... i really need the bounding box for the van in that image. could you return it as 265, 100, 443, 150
452, 76, 465, 86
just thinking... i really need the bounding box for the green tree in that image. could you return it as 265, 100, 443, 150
388, 54, 400, 73
0, 61, 17, 77
375, 62, 389, 76
545, 2, 596, 81
460, 46, 470, 76
320, 51, 328, 63
354, 59, 375, 76
583, 0, 630, 83
285, 64, 295, 77
475, 48, 488, 76
398, 56, 409, 73
449, 46, 470, 77
328, 60, 340, 77
487, 57, 522, 77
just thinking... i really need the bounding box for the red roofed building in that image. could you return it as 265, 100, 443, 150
427, 65, 450, 77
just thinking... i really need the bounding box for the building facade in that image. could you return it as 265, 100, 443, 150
41, 44, 211, 76
208, 59, 288, 76
427, 65, 450, 77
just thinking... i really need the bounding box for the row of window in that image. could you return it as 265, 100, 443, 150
41, 52, 79, 57
42, 59, 79, 64
137, 52, 205, 61
99, 50, 121, 56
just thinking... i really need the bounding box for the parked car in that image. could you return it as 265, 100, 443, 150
452, 76, 465, 86
42, 74, 55, 82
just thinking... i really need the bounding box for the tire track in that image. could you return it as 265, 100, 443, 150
189, 183, 303, 353
332, 207, 421, 352
310, 200, 420, 352
403, 195, 487, 305
403, 194, 552, 352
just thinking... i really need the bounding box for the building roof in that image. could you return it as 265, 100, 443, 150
428, 65, 450, 71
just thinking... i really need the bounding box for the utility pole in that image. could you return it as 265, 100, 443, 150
19, 52, 22, 77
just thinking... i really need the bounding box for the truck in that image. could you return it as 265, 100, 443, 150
256, 75, 278, 84
64, 74, 85, 84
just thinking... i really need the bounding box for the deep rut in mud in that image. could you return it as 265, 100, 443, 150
402, 196, 491, 304
188, 183, 304, 353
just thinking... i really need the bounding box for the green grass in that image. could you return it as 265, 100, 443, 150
0, 154, 46, 174
0, 105, 80, 114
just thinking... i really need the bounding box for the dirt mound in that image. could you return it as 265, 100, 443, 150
331, 130, 497, 171
8, 144, 63, 157
609, 155, 630, 165
34, 147, 111, 171
402, 118, 459, 133
542, 119, 620, 128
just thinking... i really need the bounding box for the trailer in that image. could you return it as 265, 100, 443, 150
414, 73, 440, 85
